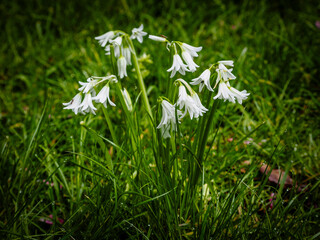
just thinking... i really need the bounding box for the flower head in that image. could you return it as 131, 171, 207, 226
217, 63, 236, 81
190, 69, 213, 92
181, 43, 202, 57
157, 100, 182, 138
121, 88, 133, 112
79, 93, 97, 115
167, 54, 189, 78
213, 81, 249, 104
63, 93, 82, 115
130, 24, 147, 43
148, 35, 167, 42
122, 46, 132, 65
181, 50, 199, 72
117, 56, 127, 79
78, 78, 98, 93
95, 31, 115, 47
92, 85, 116, 108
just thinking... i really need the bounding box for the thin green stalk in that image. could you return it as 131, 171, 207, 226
127, 37, 153, 121
102, 107, 118, 145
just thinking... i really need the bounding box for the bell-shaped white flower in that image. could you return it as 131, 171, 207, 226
218, 60, 234, 67
177, 85, 207, 120
92, 85, 116, 108
121, 88, 133, 112
79, 93, 97, 115
148, 35, 167, 42
110, 36, 122, 58
122, 46, 132, 65
130, 24, 147, 43
181, 43, 202, 57
117, 56, 127, 79
167, 54, 189, 78
105, 45, 111, 55
213, 81, 249, 104
157, 100, 182, 139
63, 93, 83, 115
217, 63, 236, 81
78, 78, 98, 94
181, 51, 199, 72
95, 31, 115, 47
190, 69, 213, 92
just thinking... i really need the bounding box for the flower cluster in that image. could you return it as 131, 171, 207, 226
63, 75, 117, 115
149, 35, 202, 78
95, 24, 148, 79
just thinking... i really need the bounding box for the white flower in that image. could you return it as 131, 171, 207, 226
110, 36, 122, 58
122, 46, 132, 65
148, 35, 167, 42
78, 78, 98, 94
181, 43, 202, 57
95, 31, 115, 47
79, 93, 97, 115
218, 60, 234, 67
167, 54, 189, 78
105, 45, 111, 55
157, 100, 182, 139
121, 88, 133, 112
181, 51, 199, 72
92, 85, 116, 108
176, 85, 207, 119
217, 63, 236, 81
63, 93, 82, 115
117, 56, 127, 79
130, 24, 147, 43
213, 81, 249, 104
190, 69, 213, 92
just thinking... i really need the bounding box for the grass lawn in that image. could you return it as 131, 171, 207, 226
1, 0, 320, 239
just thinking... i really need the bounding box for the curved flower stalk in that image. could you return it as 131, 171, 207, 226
63, 75, 118, 115
157, 99, 182, 139
175, 79, 208, 119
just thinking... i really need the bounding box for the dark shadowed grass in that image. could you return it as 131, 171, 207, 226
1, 0, 320, 239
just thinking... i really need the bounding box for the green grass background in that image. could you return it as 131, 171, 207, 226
1, 0, 320, 239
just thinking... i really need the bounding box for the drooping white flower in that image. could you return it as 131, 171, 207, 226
157, 100, 182, 139
217, 63, 236, 81
130, 24, 147, 43
105, 45, 111, 55
95, 31, 115, 47
63, 93, 83, 115
78, 78, 98, 94
218, 60, 234, 67
121, 88, 133, 112
190, 69, 213, 92
110, 36, 122, 58
181, 43, 202, 57
176, 85, 207, 119
167, 54, 189, 78
148, 35, 167, 42
117, 56, 127, 79
181, 50, 199, 72
213, 81, 249, 104
79, 93, 97, 115
122, 46, 132, 65
92, 85, 116, 108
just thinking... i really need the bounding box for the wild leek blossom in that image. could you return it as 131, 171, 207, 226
157, 99, 182, 139
167, 54, 189, 78
213, 61, 250, 104
190, 69, 213, 92
122, 46, 132, 66
95, 31, 115, 47
130, 24, 147, 43
92, 85, 116, 108
148, 35, 167, 42
117, 56, 127, 79
176, 79, 208, 119
121, 88, 133, 112
63, 75, 118, 115
181, 43, 202, 58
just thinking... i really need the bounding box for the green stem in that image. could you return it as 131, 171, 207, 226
102, 106, 118, 145
127, 37, 153, 121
